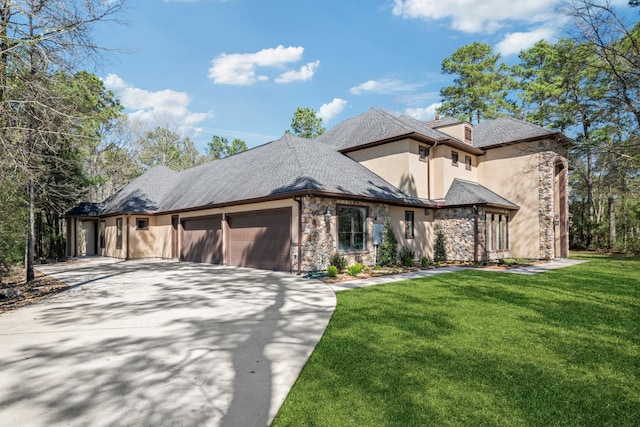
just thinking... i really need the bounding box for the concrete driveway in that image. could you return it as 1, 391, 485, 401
0, 258, 336, 427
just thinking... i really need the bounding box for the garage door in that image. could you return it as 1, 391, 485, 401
227, 209, 291, 271
182, 216, 222, 264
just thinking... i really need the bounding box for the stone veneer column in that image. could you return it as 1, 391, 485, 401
538, 151, 556, 260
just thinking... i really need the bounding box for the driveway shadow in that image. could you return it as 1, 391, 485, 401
0, 258, 336, 427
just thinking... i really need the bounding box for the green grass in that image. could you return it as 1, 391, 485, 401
273, 254, 640, 426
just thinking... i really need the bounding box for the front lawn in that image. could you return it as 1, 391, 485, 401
273, 253, 640, 426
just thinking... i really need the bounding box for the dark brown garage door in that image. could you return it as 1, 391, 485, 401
182, 216, 222, 264
227, 209, 291, 271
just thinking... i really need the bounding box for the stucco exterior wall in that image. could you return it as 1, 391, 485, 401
389, 206, 434, 261
432, 122, 473, 143
431, 145, 478, 199
346, 139, 430, 199
477, 141, 567, 259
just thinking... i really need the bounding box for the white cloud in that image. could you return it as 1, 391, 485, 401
404, 103, 441, 121
495, 27, 556, 56
209, 45, 318, 85
275, 60, 320, 83
392, 0, 559, 34
349, 78, 422, 95
103, 73, 213, 135
318, 98, 347, 122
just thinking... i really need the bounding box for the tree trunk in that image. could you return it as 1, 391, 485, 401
26, 179, 35, 282
608, 196, 616, 251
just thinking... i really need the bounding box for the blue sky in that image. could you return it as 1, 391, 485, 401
92, 0, 628, 152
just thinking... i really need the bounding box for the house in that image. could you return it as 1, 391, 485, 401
66, 108, 571, 272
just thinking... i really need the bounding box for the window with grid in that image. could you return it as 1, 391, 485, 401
338, 205, 367, 252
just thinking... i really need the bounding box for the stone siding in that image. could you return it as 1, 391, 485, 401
434, 207, 476, 261
298, 196, 389, 272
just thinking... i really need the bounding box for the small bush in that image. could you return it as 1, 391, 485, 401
421, 256, 429, 267
347, 263, 364, 276
398, 246, 414, 267
377, 220, 398, 267
327, 265, 338, 277
329, 252, 348, 272
434, 227, 447, 263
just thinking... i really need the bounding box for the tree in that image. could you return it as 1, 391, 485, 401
376, 220, 398, 267
206, 135, 247, 159
438, 42, 516, 123
136, 127, 205, 171
285, 107, 325, 138
0, 0, 126, 280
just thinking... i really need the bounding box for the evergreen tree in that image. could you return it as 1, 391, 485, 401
376, 220, 398, 267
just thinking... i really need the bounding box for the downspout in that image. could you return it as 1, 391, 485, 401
473, 205, 479, 264
294, 197, 302, 275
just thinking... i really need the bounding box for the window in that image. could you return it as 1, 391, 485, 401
136, 218, 149, 230
405, 211, 414, 239
465, 155, 472, 171
338, 205, 367, 252
451, 151, 459, 166
464, 126, 472, 142
116, 218, 123, 250
419, 146, 429, 162
486, 213, 509, 251
99, 221, 105, 249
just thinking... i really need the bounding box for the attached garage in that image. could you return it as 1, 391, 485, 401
227, 208, 291, 271
181, 215, 222, 264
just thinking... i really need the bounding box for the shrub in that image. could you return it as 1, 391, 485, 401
421, 256, 429, 267
327, 265, 338, 277
434, 227, 447, 263
347, 263, 363, 276
398, 246, 414, 267
329, 252, 348, 272
377, 220, 398, 267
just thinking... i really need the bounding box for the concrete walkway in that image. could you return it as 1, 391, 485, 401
329, 258, 587, 292
0, 258, 335, 427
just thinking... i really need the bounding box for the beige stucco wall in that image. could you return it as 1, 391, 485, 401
389, 206, 434, 261
477, 142, 544, 259
76, 219, 96, 256
103, 216, 126, 259
431, 145, 478, 199
433, 122, 473, 144
346, 139, 430, 199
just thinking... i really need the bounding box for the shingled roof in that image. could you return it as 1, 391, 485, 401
316, 108, 452, 151
101, 165, 178, 215
473, 117, 561, 148
69, 109, 567, 218
443, 179, 519, 209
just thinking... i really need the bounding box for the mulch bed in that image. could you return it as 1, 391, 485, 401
0, 266, 70, 314
321, 260, 540, 283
